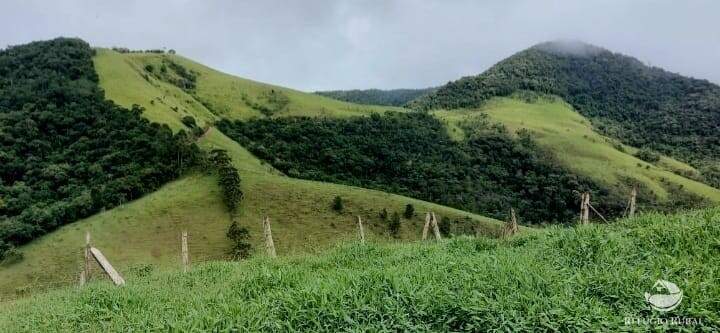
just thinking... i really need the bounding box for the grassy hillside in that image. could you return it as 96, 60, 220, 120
93, 50, 220, 131
433, 94, 720, 204
94, 49, 405, 129
219, 112, 606, 224
412, 40, 720, 184
0, 126, 505, 300
2, 208, 718, 331
1, 51, 503, 300
0, 39, 204, 261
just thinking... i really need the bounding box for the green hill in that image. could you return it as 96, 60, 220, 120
433, 93, 720, 206
0, 42, 503, 300
2, 208, 718, 331
410, 40, 720, 184
94, 49, 406, 131
217, 112, 605, 223
0, 39, 201, 262
93, 42, 720, 225
3, 38, 719, 304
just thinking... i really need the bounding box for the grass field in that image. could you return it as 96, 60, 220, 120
93, 50, 220, 132
6, 50, 717, 308
0, 54, 502, 300
169, 53, 408, 119
433, 95, 720, 202
0, 126, 506, 300
1, 208, 717, 331
94, 49, 406, 129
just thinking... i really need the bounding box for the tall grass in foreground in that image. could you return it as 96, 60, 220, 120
1, 209, 718, 331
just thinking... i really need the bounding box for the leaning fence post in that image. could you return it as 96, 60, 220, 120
431, 212, 441, 241
89, 247, 125, 285
80, 231, 125, 286
505, 208, 519, 238
357, 216, 365, 244
181, 230, 189, 272
263, 216, 277, 258
422, 212, 431, 240
588, 202, 608, 223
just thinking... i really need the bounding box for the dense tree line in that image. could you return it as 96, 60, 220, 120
208, 149, 243, 215
409, 40, 720, 173
0, 38, 201, 259
218, 112, 620, 224
111, 47, 174, 54
316, 88, 438, 106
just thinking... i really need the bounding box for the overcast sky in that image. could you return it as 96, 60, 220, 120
1, 0, 719, 91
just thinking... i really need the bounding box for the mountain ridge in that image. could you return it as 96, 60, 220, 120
2, 37, 719, 301
316, 87, 438, 106
409, 40, 720, 185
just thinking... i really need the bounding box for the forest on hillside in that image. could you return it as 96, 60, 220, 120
410, 41, 720, 184
0, 39, 202, 260
316, 88, 437, 106
218, 113, 626, 224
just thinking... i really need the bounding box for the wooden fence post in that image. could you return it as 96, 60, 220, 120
505, 208, 519, 238
357, 216, 365, 244
263, 216, 277, 258
579, 193, 584, 223
181, 230, 189, 273
422, 212, 431, 240
581, 192, 590, 225
82, 231, 91, 285
89, 247, 125, 285
629, 186, 637, 217
587, 202, 609, 223
431, 212, 441, 241
80, 231, 125, 286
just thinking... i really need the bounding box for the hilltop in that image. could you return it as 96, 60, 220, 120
410, 40, 720, 181
316, 87, 438, 106
93, 49, 406, 132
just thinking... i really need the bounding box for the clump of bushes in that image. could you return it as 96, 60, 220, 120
439, 216, 452, 237
379, 208, 388, 220
634, 149, 660, 163
181, 115, 204, 137
332, 196, 344, 212
0, 245, 23, 266
129, 264, 154, 278
389, 212, 401, 238
404, 204, 414, 219
227, 221, 252, 259
208, 149, 243, 215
